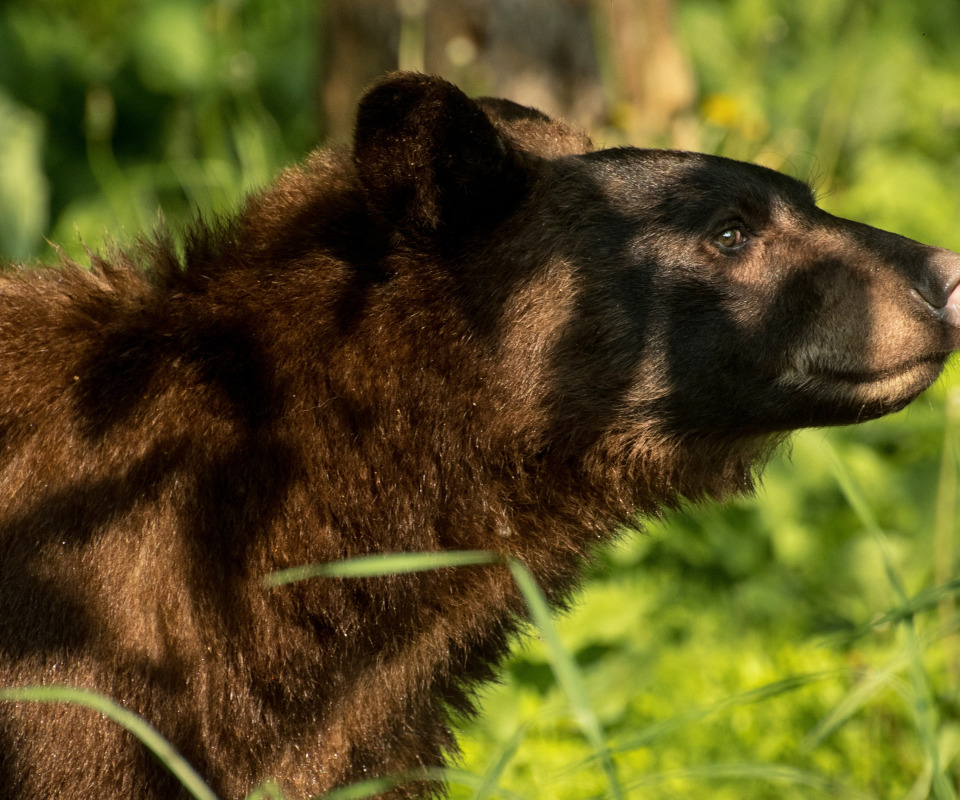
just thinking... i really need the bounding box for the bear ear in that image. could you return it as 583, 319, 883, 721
353, 72, 528, 236
475, 97, 594, 158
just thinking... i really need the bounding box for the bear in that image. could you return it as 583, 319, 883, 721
1, 71, 959, 799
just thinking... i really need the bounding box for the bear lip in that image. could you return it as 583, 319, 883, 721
779, 354, 947, 413
781, 353, 948, 414
774, 355, 943, 424
810, 354, 946, 387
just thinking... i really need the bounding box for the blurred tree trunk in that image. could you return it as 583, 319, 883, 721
317, 0, 695, 145
596, 0, 697, 145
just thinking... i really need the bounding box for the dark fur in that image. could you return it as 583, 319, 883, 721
2, 73, 959, 798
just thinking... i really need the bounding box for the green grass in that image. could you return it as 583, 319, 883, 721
451, 392, 960, 799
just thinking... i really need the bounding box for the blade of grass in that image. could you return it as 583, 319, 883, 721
806, 612, 960, 753
835, 577, 960, 643
244, 779, 287, 800
317, 774, 409, 799
618, 761, 877, 799
506, 558, 624, 800
472, 723, 531, 800
315, 767, 528, 800
443, 767, 529, 800
802, 655, 910, 750
266, 551, 620, 798
609, 670, 840, 756
0, 685, 218, 800
935, 388, 960, 692
823, 440, 957, 800
264, 550, 501, 587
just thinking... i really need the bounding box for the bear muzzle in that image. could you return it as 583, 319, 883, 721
912, 247, 960, 333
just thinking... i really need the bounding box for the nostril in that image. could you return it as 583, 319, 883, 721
913, 283, 939, 309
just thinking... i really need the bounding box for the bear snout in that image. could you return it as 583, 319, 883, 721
912, 247, 960, 330
940, 281, 960, 329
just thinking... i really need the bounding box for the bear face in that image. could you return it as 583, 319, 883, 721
520, 148, 960, 439
1, 72, 959, 799
352, 72, 960, 501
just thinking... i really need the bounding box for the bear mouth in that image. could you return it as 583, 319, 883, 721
801, 353, 948, 409
812, 354, 946, 387
777, 353, 949, 421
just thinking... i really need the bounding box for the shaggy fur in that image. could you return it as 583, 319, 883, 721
2, 72, 959, 799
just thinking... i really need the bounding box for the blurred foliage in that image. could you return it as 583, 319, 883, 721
0, 0, 317, 261
3, 0, 960, 798
681, 0, 960, 252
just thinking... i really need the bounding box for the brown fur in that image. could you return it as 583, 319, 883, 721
2, 72, 960, 799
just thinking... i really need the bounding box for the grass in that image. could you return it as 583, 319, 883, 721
445, 385, 960, 798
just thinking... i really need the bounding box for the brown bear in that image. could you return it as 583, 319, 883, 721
1, 72, 959, 799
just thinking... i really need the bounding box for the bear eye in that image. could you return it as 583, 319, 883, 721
715, 226, 748, 251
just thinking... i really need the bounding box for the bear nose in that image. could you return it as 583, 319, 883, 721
914, 247, 960, 327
